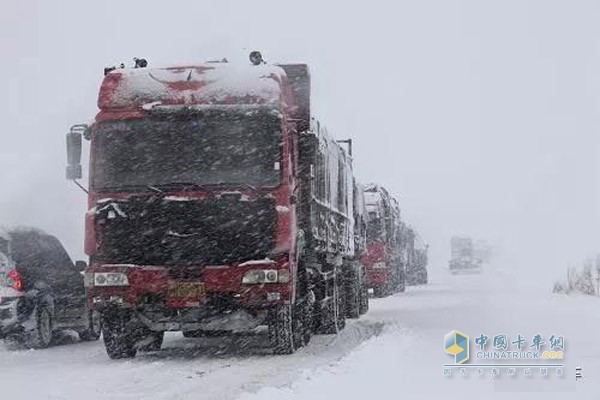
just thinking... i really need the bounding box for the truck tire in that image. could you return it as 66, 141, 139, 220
25, 306, 53, 349
269, 304, 296, 354
398, 274, 406, 293
418, 269, 428, 285
345, 271, 361, 319
78, 310, 102, 341
102, 313, 137, 359
359, 275, 369, 315
300, 297, 313, 346
319, 272, 345, 334
372, 284, 387, 298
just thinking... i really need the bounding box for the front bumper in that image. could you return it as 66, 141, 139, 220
86, 263, 293, 319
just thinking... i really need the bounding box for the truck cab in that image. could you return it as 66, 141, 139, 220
66, 56, 369, 358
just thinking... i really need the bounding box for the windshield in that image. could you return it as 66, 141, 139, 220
92, 109, 282, 190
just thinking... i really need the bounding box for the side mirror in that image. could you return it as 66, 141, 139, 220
66, 124, 87, 180
75, 260, 87, 272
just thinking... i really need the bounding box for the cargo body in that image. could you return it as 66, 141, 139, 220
69, 59, 369, 358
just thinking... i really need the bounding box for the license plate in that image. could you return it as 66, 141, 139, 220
167, 281, 205, 307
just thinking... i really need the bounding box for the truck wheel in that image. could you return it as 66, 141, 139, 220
336, 279, 346, 330
319, 272, 345, 334
102, 313, 137, 359
345, 272, 361, 319
419, 270, 428, 285
139, 331, 164, 352
372, 285, 387, 298
269, 304, 296, 354
25, 306, 53, 349
359, 277, 369, 315
398, 275, 406, 293
78, 310, 102, 341
300, 297, 313, 346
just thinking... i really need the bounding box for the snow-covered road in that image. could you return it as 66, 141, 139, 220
1, 266, 599, 399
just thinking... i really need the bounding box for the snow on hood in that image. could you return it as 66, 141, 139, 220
101, 62, 287, 109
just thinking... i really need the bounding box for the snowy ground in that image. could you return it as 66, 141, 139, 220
1, 266, 599, 400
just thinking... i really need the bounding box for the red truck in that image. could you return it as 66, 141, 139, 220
361, 184, 405, 297
65, 54, 369, 358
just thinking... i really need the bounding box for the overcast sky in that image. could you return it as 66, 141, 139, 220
2, 0, 599, 285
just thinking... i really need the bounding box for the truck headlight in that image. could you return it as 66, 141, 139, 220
94, 272, 129, 286
242, 269, 278, 284
372, 262, 387, 269
84, 272, 95, 288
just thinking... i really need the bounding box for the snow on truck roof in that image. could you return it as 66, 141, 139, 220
98, 62, 289, 110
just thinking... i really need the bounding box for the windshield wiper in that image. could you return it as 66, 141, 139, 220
96, 184, 164, 193
210, 182, 258, 191
161, 182, 260, 191
146, 185, 164, 194
154, 182, 205, 191
98, 182, 261, 192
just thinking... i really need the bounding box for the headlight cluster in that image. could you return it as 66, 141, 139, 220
242, 269, 290, 284
372, 262, 387, 269
91, 272, 129, 287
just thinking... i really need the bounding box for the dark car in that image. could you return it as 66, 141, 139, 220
0, 227, 101, 348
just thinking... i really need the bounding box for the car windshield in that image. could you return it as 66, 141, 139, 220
92, 109, 282, 190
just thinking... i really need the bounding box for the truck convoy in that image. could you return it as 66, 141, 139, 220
65, 55, 376, 358
449, 236, 482, 273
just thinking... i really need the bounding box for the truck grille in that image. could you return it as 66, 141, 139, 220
94, 195, 277, 266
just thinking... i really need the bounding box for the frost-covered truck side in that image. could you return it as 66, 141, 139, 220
361, 184, 405, 297
65, 57, 368, 358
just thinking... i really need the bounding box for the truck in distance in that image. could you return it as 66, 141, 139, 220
449, 236, 482, 274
